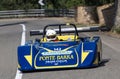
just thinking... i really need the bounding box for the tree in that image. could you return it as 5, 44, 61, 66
0, 0, 115, 10
114, 0, 120, 27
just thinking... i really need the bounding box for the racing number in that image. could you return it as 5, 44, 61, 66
54, 48, 61, 51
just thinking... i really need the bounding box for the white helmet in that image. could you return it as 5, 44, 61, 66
46, 29, 57, 41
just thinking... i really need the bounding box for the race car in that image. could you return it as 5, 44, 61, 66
17, 23, 102, 71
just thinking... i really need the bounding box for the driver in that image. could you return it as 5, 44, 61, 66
46, 29, 59, 42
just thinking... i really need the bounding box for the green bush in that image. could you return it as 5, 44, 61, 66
45, 0, 115, 9
115, 28, 120, 34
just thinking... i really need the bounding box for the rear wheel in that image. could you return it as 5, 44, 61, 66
97, 39, 102, 64
98, 52, 101, 64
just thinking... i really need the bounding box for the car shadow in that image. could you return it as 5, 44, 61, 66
99, 58, 110, 67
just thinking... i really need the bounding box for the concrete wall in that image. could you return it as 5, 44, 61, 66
102, 4, 116, 29
97, 3, 116, 29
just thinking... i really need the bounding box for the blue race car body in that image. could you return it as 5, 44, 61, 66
17, 23, 102, 71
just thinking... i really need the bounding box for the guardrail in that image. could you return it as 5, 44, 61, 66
0, 9, 75, 18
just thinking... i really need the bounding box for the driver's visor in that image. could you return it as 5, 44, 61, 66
46, 35, 56, 39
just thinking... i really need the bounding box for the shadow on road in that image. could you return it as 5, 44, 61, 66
99, 58, 110, 67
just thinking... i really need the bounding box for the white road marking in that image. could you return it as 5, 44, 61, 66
15, 24, 26, 79
15, 70, 23, 79
20, 24, 26, 46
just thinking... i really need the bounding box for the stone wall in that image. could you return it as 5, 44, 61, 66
76, 6, 98, 25
76, 3, 116, 29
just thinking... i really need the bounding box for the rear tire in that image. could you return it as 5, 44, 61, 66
97, 39, 102, 64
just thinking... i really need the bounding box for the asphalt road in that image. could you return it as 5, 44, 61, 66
0, 18, 120, 79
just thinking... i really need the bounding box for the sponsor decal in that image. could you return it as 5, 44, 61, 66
39, 55, 74, 61
41, 51, 72, 55
84, 50, 93, 53
34, 49, 79, 69
40, 51, 74, 64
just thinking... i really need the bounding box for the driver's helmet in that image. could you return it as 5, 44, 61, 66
46, 29, 57, 41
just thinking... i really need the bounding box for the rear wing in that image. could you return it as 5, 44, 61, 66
30, 23, 108, 36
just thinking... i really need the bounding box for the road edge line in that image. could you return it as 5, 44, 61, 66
15, 24, 26, 79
